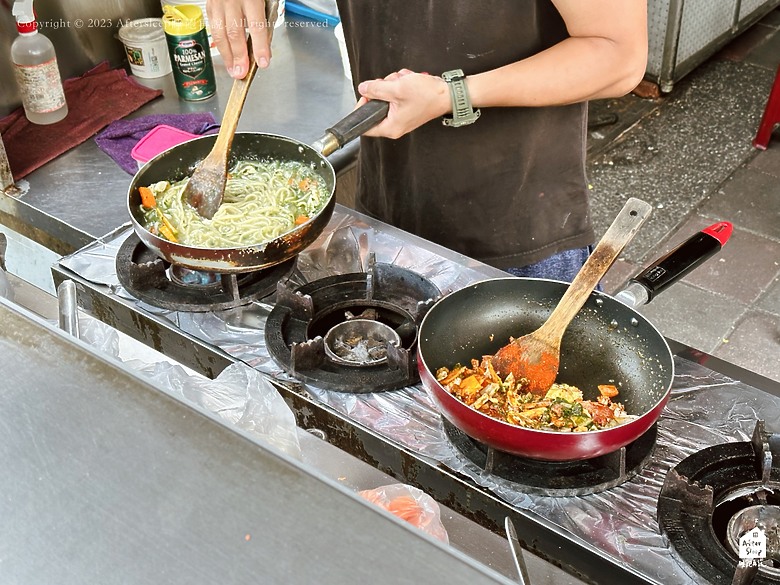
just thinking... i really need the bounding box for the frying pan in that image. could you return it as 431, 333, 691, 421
417, 222, 732, 461
127, 101, 388, 273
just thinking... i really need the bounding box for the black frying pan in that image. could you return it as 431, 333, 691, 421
127, 101, 388, 273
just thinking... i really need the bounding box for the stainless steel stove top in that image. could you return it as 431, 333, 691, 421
54, 206, 780, 585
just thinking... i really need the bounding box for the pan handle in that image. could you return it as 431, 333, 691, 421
311, 100, 390, 156
615, 221, 733, 308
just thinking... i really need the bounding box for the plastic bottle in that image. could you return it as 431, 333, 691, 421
11, 0, 68, 125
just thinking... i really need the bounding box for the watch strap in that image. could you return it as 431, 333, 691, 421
441, 69, 481, 127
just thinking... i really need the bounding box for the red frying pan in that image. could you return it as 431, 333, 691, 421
417, 222, 732, 461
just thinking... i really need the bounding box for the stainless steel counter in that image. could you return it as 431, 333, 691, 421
0, 294, 524, 585
0, 16, 357, 255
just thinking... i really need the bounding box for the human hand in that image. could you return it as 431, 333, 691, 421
356, 69, 451, 139
206, 0, 274, 78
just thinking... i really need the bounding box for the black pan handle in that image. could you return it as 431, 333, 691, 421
615, 221, 733, 308
311, 100, 390, 156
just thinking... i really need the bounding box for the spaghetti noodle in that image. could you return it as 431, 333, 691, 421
140, 158, 329, 248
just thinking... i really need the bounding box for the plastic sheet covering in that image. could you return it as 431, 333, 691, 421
358, 483, 450, 544
59, 209, 780, 584
304, 361, 780, 584
74, 311, 302, 460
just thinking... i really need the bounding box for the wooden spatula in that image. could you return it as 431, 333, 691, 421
491, 197, 653, 394
182, 2, 279, 218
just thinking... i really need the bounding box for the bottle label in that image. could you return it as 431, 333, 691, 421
13, 58, 67, 114
165, 32, 216, 101
173, 39, 207, 78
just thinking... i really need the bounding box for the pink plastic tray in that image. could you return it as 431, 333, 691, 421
131, 125, 199, 167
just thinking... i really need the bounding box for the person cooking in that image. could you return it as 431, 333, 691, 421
205, 0, 648, 281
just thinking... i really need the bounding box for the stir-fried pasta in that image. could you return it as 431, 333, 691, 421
436, 356, 636, 432
140, 159, 329, 248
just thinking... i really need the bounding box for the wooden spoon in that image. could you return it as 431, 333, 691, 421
182, 1, 279, 219
491, 197, 653, 394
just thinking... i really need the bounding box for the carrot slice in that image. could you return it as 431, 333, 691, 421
139, 186, 156, 209
387, 496, 425, 526
159, 224, 178, 243
294, 215, 310, 225
156, 208, 178, 236
458, 375, 483, 394
598, 384, 619, 398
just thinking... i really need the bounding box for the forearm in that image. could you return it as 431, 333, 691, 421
468, 36, 647, 109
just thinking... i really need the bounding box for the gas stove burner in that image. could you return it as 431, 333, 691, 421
726, 505, 780, 572
658, 421, 780, 584
265, 260, 440, 392
322, 319, 401, 367
443, 418, 657, 496
116, 233, 296, 312
169, 264, 220, 287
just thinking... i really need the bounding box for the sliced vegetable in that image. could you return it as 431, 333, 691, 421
158, 224, 178, 243
598, 384, 620, 398
155, 208, 178, 242
139, 186, 157, 209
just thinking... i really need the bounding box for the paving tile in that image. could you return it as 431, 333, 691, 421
748, 140, 780, 176
638, 214, 780, 304
584, 22, 780, 377
587, 60, 772, 265
714, 23, 777, 62
743, 27, 780, 71
758, 7, 780, 27
631, 282, 748, 354
587, 96, 660, 158
757, 276, 780, 316
601, 258, 641, 295
712, 310, 780, 383
698, 166, 780, 240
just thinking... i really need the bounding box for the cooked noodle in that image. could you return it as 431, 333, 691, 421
140, 159, 329, 248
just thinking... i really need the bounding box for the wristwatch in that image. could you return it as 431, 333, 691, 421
441, 69, 481, 127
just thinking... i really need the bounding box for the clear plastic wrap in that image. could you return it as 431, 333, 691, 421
58, 209, 780, 583
359, 483, 449, 544
75, 314, 302, 460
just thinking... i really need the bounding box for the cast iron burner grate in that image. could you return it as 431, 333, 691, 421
116, 233, 296, 312
658, 421, 780, 584
265, 259, 440, 393
443, 418, 657, 496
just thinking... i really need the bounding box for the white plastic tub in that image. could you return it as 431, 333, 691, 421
117, 18, 172, 79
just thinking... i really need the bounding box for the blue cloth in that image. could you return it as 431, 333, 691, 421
506, 246, 592, 283
94, 113, 220, 174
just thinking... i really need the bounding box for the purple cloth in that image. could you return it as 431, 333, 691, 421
94, 113, 220, 174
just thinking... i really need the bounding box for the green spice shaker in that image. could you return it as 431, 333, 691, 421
162, 5, 216, 101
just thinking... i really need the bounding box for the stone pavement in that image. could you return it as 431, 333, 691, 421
594, 8, 780, 383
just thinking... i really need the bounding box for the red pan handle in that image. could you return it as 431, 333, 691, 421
615, 221, 733, 307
